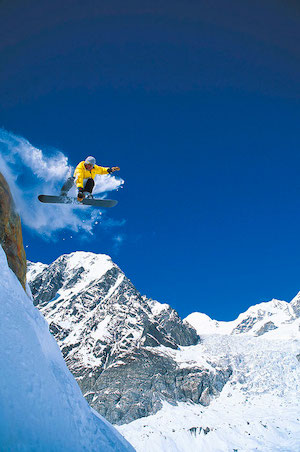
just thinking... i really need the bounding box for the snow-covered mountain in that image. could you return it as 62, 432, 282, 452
119, 300, 300, 451
186, 296, 299, 338
27, 251, 300, 451
27, 252, 231, 424
0, 245, 134, 451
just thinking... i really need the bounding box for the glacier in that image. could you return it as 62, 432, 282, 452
119, 301, 300, 451
0, 245, 134, 452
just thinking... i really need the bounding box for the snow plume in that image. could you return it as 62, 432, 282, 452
0, 128, 124, 237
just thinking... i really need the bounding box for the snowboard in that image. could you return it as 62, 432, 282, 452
38, 195, 118, 208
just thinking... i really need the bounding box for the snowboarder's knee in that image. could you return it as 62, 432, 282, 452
84, 178, 95, 193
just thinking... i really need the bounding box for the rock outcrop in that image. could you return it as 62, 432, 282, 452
0, 173, 26, 289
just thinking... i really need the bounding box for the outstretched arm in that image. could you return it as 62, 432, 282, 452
107, 167, 120, 173
94, 165, 120, 175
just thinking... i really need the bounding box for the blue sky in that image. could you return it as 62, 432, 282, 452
1, 0, 300, 321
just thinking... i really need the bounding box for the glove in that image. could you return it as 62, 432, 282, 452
107, 167, 120, 173
77, 187, 85, 201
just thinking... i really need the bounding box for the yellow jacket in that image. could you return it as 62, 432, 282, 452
73, 161, 110, 188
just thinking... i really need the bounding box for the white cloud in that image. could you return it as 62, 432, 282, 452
0, 128, 124, 238
112, 233, 126, 253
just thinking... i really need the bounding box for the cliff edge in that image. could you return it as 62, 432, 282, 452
0, 172, 26, 289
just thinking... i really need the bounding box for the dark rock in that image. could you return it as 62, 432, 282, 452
189, 426, 211, 436
232, 314, 265, 334
256, 321, 278, 336
291, 294, 300, 318
83, 348, 231, 424
150, 302, 199, 346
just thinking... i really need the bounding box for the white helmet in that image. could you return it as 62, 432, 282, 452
85, 156, 96, 166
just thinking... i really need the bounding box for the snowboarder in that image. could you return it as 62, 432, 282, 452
60, 156, 120, 201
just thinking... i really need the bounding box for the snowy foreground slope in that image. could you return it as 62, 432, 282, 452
118, 301, 300, 452
0, 246, 134, 452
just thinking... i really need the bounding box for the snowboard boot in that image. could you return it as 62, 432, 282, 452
82, 178, 95, 199
83, 192, 93, 199
60, 176, 75, 197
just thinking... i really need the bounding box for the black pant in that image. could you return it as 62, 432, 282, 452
61, 177, 95, 194
84, 178, 95, 193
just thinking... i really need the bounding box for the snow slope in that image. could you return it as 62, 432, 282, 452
119, 333, 300, 451
0, 246, 135, 452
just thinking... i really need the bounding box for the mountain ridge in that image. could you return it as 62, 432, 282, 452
185, 294, 299, 338
27, 251, 231, 424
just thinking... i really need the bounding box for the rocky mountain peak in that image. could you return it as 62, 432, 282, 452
27, 252, 232, 424
290, 291, 300, 317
